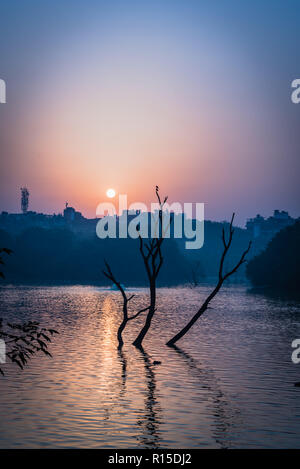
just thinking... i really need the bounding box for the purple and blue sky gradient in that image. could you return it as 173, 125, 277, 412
0, 0, 299, 225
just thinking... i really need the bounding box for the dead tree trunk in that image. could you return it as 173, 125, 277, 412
132, 277, 157, 348
166, 213, 251, 347
132, 186, 167, 348
102, 261, 149, 349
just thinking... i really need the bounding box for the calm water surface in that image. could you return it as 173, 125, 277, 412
0, 285, 299, 448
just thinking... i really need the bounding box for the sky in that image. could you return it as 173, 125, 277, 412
0, 0, 299, 226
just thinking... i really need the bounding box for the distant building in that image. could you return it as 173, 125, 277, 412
246, 210, 295, 239
0, 200, 98, 237
63, 203, 83, 223
0, 209, 65, 234
20, 187, 29, 214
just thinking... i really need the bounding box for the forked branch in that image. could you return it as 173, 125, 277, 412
102, 261, 150, 349
166, 213, 252, 347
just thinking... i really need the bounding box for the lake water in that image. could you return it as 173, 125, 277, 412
0, 285, 299, 448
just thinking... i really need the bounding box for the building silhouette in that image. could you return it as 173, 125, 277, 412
246, 210, 294, 239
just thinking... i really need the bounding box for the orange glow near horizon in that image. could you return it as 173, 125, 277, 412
5, 7, 294, 226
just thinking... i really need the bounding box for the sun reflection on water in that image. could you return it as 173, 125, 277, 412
0, 285, 300, 448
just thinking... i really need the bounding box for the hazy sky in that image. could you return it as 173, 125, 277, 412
0, 0, 299, 225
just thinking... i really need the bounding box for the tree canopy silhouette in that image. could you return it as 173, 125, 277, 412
246, 220, 300, 294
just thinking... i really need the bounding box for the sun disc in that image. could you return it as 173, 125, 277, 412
106, 188, 116, 198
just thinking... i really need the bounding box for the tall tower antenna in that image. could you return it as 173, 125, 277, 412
20, 187, 29, 214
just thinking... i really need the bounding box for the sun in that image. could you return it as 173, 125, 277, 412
106, 188, 116, 198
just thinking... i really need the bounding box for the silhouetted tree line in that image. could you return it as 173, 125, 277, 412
0, 226, 186, 285
247, 220, 300, 294
0, 222, 253, 286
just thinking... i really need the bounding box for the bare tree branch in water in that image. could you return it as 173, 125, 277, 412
132, 186, 168, 348
166, 213, 252, 347
102, 187, 168, 349
0, 247, 58, 376
102, 261, 151, 349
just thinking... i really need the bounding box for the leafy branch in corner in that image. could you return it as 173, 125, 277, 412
0, 247, 59, 376
0, 318, 58, 376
